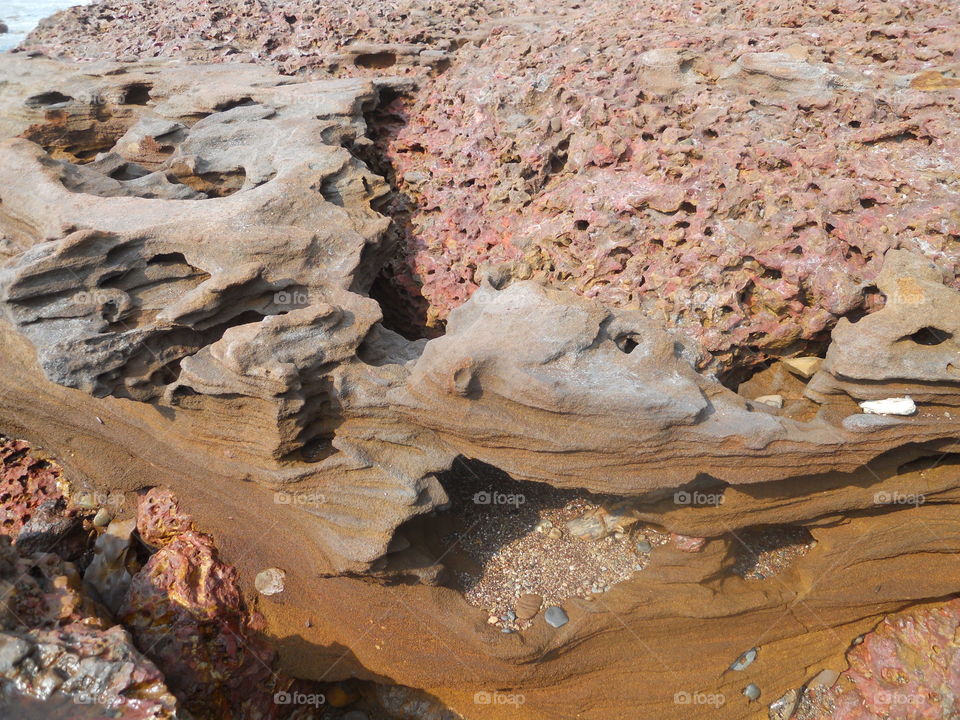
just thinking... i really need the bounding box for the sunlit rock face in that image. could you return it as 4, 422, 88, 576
2, 2, 960, 719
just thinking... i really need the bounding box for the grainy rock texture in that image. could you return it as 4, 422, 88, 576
23, 0, 542, 77
2, 2, 960, 719
828, 599, 960, 719
380, 0, 960, 370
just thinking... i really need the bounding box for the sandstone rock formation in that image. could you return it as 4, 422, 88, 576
2, 2, 960, 719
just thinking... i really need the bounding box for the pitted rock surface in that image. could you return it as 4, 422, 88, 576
380, 0, 960, 370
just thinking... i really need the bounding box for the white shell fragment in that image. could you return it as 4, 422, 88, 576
255, 567, 286, 596
858, 396, 917, 416
730, 647, 757, 671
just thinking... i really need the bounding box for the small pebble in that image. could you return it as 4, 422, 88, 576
808, 668, 839, 689
859, 396, 917, 416
544, 606, 569, 628
755, 394, 784, 408
92, 507, 113, 527
743, 683, 761, 702
254, 567, 285, 596
487, 615, 499, 625
635, 540, 652, 553
515, 593, 543, 620
781, 356, 822, 378
730, 647, 757, 671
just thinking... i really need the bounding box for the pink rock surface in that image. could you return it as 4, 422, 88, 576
824, 598, 960, 720
380, 0, 960, 370
19, 1, 960, 374
22, 0, 541, 77
0, 435, 68, 538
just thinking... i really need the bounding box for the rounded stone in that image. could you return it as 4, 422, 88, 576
515, 594, 543, 620
254, 567, 286, 596
544, 606, 569, 628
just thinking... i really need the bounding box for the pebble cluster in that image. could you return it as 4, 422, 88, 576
731, 525, 815, 580
441, 461, 669, 630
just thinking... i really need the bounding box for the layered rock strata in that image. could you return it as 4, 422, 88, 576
0, 25, 959, 720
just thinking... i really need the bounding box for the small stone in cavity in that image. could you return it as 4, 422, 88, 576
92, 507, 113, 527
781, 356, 822, 378
755, 394, 784, 408
255, 567, 285, 596
516, 593, 543, 620
769, 688, 800, 720
635, 540, 652, 553
859, 396, 917, 416
544, 606, 569, 628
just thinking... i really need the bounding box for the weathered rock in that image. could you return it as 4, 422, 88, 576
0, 7, 959, 720
0, 625, 178, 719
0, 435, 69, 540
824, 598, 960, 720
515, 593, 543, 621
136, 487, 193, 547
21, 0, 541, 78
0, 534, 103, 631
377, 0, 960, 372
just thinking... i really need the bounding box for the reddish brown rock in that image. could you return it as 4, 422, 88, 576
120, 526, 282, 719
0, 435, 68, 539
379, 0, 960, 371
818, 598, 960, 719
136, 487, 193, 547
